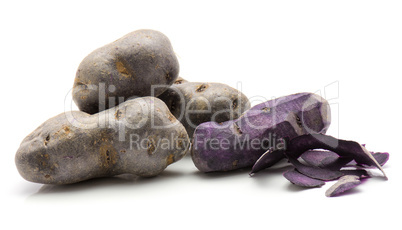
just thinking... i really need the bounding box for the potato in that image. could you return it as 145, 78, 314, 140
73, 29, 179, 114
158, 81, 250, 138
191, 92, 331, 172
15, 97, 189, 184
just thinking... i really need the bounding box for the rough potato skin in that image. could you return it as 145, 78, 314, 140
191, 93, 331, 172
158, 82, 250, 138
15, 97, 189, 184
73, 29, 179, 114
173, 77, 188, 85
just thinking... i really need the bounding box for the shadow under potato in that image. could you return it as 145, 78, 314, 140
192, 158, 293, 180
192, 167, 252, 180
31, 169, 185, 195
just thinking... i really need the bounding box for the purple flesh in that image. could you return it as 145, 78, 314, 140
250, 148, 285, 175
325, 175, 361, 197
301, 150, 389, 169
300, 150, 339, 167
340, 169, 369, 178
374, 152, 389, 166
358, 152, 389, 167
191, 93, 331, 172
286, 155, 343, 181
320, 156, 354, 171
285, 134, 387, 178
283, 169, 325, 187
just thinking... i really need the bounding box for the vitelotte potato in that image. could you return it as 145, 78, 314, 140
158, 81, 250, 138
15, 97, 189, 184
73, 29, 179, 114
191, 92, 331, 172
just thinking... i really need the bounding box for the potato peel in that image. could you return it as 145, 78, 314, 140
283, 169, 325, 188
325, 175, 361, 197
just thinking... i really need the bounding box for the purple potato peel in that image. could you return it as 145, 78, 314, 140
325, 175, 361, 197
283, 169, 325, 187
285, 134, 387, 179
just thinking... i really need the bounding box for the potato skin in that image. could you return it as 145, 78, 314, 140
191, 93, 331, 172
15, 97, 189, 184
158, 82, 250, 138
73, 29, 179, 114
173, 77, 188, 85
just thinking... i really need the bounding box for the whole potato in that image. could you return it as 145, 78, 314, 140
15, 97, 189, 184
73, 29, 179, 114
158, 81, 250, 138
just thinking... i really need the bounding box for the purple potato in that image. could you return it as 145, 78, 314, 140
191, 92, 331, 172
73, 29, 179, 114
15, 97, 189, 184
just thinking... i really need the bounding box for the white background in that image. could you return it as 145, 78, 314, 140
1, 0, 401, 229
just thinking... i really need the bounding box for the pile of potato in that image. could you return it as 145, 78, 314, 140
15, 29, 251, 184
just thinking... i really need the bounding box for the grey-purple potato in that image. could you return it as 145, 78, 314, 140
158, 82, 250, 138
15, 97, 189, 184
73, 29, 179, 114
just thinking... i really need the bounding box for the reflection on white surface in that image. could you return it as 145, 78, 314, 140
23, 157, 294, 204
21, 155, 393, 205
